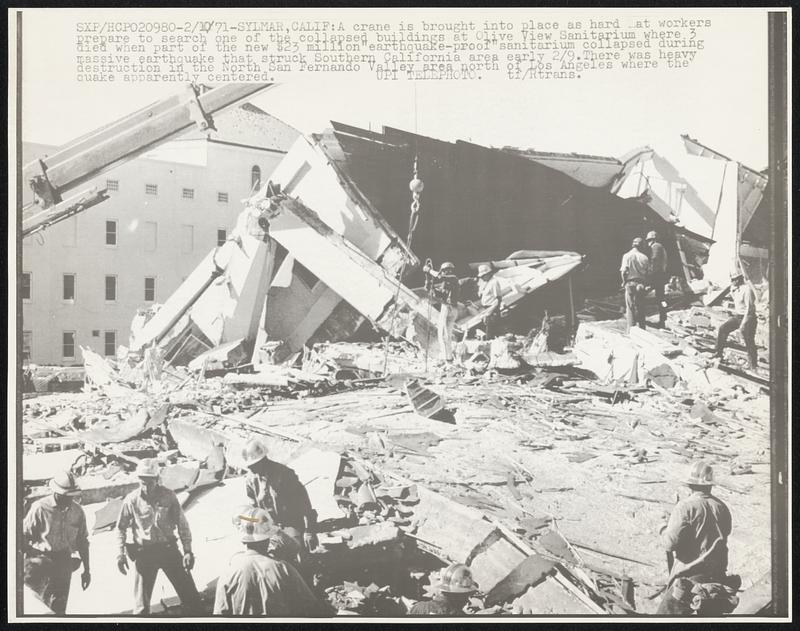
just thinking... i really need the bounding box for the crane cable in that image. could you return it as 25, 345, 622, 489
381, 155, 424, 376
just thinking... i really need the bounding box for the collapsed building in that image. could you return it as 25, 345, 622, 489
20, 93, 774, 617
124, 122, 718, 371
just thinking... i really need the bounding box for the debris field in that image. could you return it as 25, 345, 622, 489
21, 302, 771, 616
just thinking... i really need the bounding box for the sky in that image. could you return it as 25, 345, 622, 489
16, 8, 771, 168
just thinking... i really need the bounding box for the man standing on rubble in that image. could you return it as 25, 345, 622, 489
657, 460, 739, 615
23, 470, 91, 615
213, 506, 327, 616
423, 260, 462, 363
713, 270, 758, 371
242, 439, 318, 563
620, 237, 651, 331
646, 230, 669, 327
115, 459, 202, 615
477, 264, 503, 338
409, 563, 479, 616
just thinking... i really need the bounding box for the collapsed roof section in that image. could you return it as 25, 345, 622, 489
133, 121, 718, 368
317, 122, 698, 299
500, 148, 625, 190
681, 134, 770, 248
130, 132, 443, 363
613, 135, 769, 286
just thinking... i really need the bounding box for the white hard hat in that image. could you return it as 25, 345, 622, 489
436, 563, 480, 594
241, 439, 269, 468
686, 460, 715, 486
136, 458, 160, 478
233, 505, 278, 543
477, 264, 492, 277
50, 470, 80, 496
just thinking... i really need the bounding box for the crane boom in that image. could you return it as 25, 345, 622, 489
22, 83, 275, 237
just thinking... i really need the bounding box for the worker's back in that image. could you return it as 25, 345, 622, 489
664, 491, 732, 577
213, 549, 320, 616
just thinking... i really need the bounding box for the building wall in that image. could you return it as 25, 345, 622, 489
21, 140, 287, 365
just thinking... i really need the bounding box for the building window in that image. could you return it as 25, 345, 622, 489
106, 179, 119, 191
104, 331, 117, 357
22, 331, 32, 362
145, 183, 158, 196
63, 274, 76, 301
251, 165, 261, 190
62, 331, 75, 359
105, 220, 117, 245
217, 229, 227, 246
144, 221, 157, 251
181, 225, 194, 254
144, 277, 156, 302
22, 272, 31, 300
217, 192, 229, 203
182, 187, 195, 200
105, 275, 117, 301
295, 261, 321, 290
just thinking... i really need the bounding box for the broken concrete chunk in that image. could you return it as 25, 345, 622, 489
344, 522, 401, 549
160, 463, 200, 492
92, 498, 123, 533
537, 529, 582, 565
485, 553, 556, 607
404, 380, 444, 419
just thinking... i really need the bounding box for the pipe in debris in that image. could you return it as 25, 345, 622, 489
153, 253, 226, 348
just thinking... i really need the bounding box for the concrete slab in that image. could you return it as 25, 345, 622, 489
23, 449, 84, 483
288, 447, 343, 523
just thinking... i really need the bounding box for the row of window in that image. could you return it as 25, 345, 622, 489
21, 273, 156, 302
107, 163, 264, 201
110, 179, 230, 204
22, 330, 117, 361
99, 220, 226, 248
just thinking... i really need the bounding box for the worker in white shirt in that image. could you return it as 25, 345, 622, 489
477, 264, 503, 338
620, 237, 651, 331
714, 271, 758, 370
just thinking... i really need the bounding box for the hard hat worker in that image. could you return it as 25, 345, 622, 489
656, 460, 738, 615
115, 458, 202, 615
213, 506, 327, 616
645, 230, 669, 327
241, 439, 318, 559
713, 269, 758, 371
620, 237, 651, 332
423, 260, 462, 363
23, 470, 91, 615
476, 263, 503, 338
409, 563, 480, 615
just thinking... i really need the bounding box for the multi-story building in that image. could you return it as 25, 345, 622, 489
21, 104, 299, 365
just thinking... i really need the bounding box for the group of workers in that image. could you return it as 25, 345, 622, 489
620, 231, 759, 370
619, 231, 670, 330
422, 260, 503, 363
22, 437, 483, 617
425, 229, 759, 373
24, 439, 738, 617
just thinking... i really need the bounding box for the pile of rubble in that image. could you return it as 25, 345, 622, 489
20, 298, 772, 616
